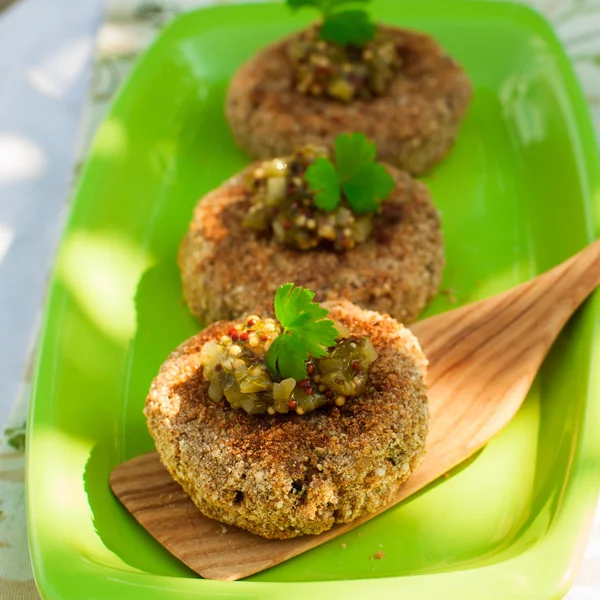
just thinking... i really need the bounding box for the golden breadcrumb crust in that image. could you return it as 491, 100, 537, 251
144, 301, 428, 539
179, 163, 444, 325
226, 25, 472, 175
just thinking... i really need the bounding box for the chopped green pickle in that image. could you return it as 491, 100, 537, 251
287, 27, 402, 103
243, 145, 375, 251
199, 315, 378, 415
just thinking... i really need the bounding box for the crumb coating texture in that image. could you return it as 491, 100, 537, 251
144, 302, 429, 539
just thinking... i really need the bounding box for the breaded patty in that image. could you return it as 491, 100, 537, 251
144, 301, 428, 539
179, 163, 444, 325
226, 25, 472, 175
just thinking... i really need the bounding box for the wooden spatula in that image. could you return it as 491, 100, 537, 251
111, 239, 600, 581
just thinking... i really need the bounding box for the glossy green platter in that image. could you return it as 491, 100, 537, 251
27, 1, 600, 598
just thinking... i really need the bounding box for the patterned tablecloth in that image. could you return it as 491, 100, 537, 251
1, 0, 599, 598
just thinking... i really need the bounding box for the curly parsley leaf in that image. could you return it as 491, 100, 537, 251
328, 0, 371, 7
334, 132, 377, 180
285, 0, 375, 46
266, 335, 308, 382
344, 162, 395, 214
305, 157, 341, 211
319, 10, 375, 45
286, 0, 321, 10
305, 132, 394, 215
266, 283, 339, 380
286, 0, 370, 15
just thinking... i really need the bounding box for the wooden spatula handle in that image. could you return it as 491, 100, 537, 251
416, 239, 600, 366
413, 238, 600, 455
111, 240, 600, 582
539, 238, 600, 305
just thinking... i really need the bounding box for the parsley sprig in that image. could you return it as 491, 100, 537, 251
266, 283, 339, 381
287, 0, 376, 46
305, 133, 395, 214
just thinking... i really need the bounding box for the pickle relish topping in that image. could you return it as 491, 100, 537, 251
285, 1, 399, 103
243, 145, 373, 251
286, 0, 376, 47
243, 133, 394, 252
199, 284, 378, 415
288, 27, 402, 103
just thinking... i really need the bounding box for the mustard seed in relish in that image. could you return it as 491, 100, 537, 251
199, 315, 378, 415
287, 27, 402, 103
243, 145, 375, 252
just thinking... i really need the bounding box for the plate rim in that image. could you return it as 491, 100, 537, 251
27, 1, 600, 599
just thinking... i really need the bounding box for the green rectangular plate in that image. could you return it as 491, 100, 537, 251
27, 1, 600, 599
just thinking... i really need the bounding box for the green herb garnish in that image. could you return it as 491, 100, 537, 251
305, 133, 394, 214
287, 0, 376, 46
266, 283, 339, 381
